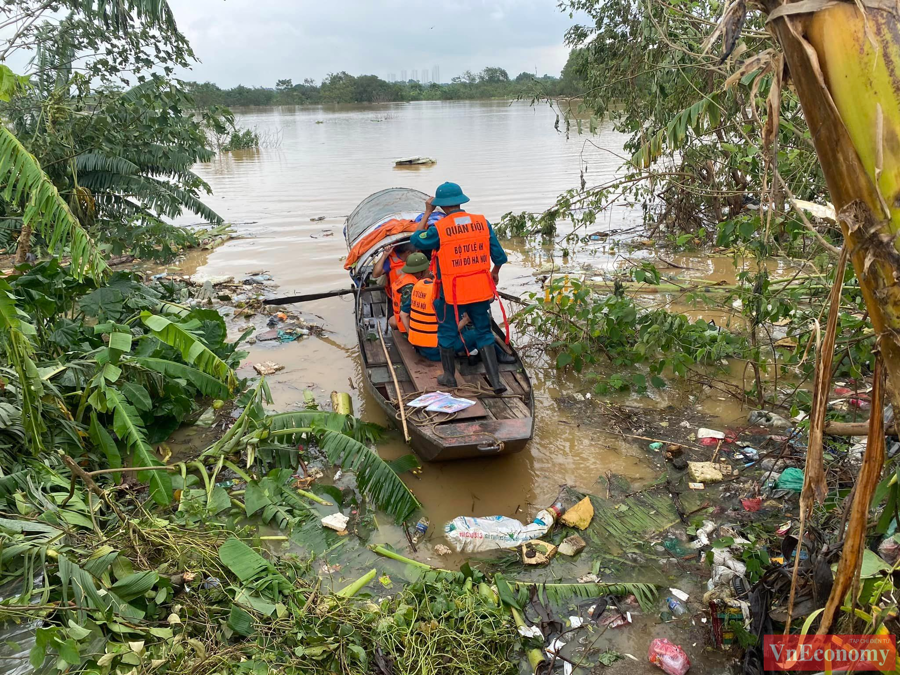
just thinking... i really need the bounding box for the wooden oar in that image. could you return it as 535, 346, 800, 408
266, 287, 527, 307
263, 287, 358, 305
376, 321, 410, 443
263, 286, 528, 305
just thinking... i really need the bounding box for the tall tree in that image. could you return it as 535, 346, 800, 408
0, 0, 230, 265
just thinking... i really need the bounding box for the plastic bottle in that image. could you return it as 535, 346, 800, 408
412, 517, 429, 543
548, 487, 580, 520
666, 597, 687, 617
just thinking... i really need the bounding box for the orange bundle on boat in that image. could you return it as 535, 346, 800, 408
343, 218, 420, 270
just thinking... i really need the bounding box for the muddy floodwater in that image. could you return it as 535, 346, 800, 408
176, 100, 791, 539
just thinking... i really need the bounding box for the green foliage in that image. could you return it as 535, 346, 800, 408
185, 59, 588, 107
0, 281, 45, 450
0, 127, 105, 279
0, 263, 241, 500
140, 311, 238, 392
132, 358, 231, 399
512, 580, 658, 612
221, 126, 260, 152
317, 429, 421, 523
0, 1, 228, 265
514, 0, 836, 250
517, 277, 743, 391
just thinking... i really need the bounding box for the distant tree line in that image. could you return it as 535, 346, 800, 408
185, 54, 587, 107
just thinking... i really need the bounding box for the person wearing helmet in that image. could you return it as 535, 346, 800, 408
410, 182, 509, 393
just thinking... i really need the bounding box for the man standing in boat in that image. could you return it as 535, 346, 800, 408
411, 182, 509, 393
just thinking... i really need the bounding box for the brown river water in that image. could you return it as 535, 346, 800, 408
174, 100, 794, 556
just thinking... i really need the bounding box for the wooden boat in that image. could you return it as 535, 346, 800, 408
345, 188, 535, 461
394, 156, 436, 166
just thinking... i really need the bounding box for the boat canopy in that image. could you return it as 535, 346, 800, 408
345, 188, 429, 249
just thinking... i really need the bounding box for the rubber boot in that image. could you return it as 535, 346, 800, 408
481, 345, 507, 394
495, 341, 517, 364
437, 348, 458, 388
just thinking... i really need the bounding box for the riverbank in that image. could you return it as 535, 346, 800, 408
2, 212, 896, 674
125, 224, 892, 673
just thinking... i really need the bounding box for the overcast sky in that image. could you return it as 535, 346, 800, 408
167, 0, 579, 88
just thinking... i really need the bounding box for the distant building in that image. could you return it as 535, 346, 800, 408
387, 73, 395, 82
421, 66, 428, 84
411, 69, 418, 83
400, 69, 407, 82
432, 66, 439, 85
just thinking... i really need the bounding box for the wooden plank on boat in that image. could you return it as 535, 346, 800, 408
481, 396, 516, 420
384, 379, 415, 405
369, 366, 410, 385
500, 370, 526, 396
510, 370, 531, 394
392, 333, 488, 421
504, 396, 532, 417
360, 330, 387, 366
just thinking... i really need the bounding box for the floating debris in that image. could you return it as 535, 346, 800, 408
696, 427, 725, 440
561, 497, 594, 530
253, 361, 285, 376
558, 534, 587, 556
687, 461, 724, 483
521, 540, 557, 565
321, 513, 349, 532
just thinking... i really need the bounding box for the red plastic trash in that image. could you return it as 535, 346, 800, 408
741, 497, 762, 512
649, 638, 691, 675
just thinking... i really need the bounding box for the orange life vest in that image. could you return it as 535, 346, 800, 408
433, 212, 495, 305
386, 250, 407, 291
408, 278, 438, 348
392, 272, 418, 334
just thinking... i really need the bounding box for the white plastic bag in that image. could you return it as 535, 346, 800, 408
444, 510, 555, 553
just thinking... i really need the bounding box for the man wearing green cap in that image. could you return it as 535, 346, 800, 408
395, 252, 441, 361
411, 182, 509, 393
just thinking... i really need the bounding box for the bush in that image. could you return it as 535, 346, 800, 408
221, 127, 260, 152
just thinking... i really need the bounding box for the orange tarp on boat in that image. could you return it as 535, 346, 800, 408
344, 218, 419, 270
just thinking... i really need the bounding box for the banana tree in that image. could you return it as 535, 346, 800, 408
711, 0, 900, 636
740, 0, 900, 408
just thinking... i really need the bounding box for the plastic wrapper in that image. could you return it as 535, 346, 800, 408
444, 510, 555, 553
775, 467, 805, 492
649, 638, 691, 675
878, 535, 900, 565
0, 575, 47, 675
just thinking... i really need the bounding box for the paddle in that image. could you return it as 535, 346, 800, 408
263, 287, 357, 305
264, 287, 530, 306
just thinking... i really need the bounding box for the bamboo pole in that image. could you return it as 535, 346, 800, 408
824, 420, 886, 437
376, 321, 410, 443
